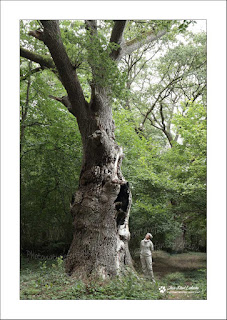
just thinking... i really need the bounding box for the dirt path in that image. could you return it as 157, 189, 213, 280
133, 251, 206, 299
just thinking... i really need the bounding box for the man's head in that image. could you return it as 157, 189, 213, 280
145, 233, 153, 240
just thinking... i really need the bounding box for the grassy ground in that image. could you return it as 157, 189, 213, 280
20, 251, 206, 300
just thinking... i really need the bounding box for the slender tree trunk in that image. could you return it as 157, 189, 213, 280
65, 86, 134, 279
172, 222, 187, 252
20, 60, 32, 154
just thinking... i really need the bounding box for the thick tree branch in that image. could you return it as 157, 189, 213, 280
84, 20, 100, 101
20, 47, 56, 70
110, 20, 127, 44
85, 20, 97, 35
118, 29, 167, 60
39, 20, 87, 117
28, 29, 44, 41
109, 20, 127, 60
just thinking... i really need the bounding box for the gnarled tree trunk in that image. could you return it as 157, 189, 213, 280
65, 86, 134, 278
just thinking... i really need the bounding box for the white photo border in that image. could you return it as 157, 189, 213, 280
1, 1, 226, 319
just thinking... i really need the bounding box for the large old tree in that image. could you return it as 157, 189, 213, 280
20, 19, 176, 279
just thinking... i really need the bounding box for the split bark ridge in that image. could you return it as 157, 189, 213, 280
20, 20, 167, 279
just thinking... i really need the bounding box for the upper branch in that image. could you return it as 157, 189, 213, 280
150, 104, 173, 147
28, 29, 44, 41
39, 20, 87, 116
159, 103, 166, 131
109, 20, 127, 60
20, 47, 56, 70
85, 20, 97, 35
118, 29, 167, 61
141, 75, 182, 127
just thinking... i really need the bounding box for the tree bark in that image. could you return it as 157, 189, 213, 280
65, 85, 134, 279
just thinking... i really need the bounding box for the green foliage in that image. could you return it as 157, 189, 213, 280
20, 62, 82, 253
59, 20, 128, 101
112, 99, 206, 252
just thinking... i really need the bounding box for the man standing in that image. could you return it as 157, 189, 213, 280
140, 233, 155, 282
